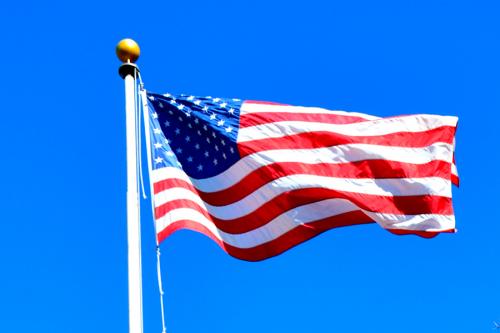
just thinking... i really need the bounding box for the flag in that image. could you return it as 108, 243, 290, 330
145, 91, 459, 261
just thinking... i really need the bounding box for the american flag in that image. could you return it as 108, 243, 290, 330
145, 91, 459, 261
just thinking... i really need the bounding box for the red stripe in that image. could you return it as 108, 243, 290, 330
156, 212, 448, 261
154, 185, 452, 234
238, 126, 456, 157
240, 111, 370, 128
157, 211, 374, 261
154, 159, 452, 206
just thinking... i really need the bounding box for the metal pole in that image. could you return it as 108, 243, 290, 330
117, 38, 143, 333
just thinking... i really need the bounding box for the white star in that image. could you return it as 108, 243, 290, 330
212, 132, 216, 138
213, 97, 221, 102
154, 157, 163, 164
225, 126, 232, 133
221, 139, 226, 146
202, 106, 209, 112
166, 151, 174, 156
153, 128, 162, 134
185, 112, 191, 117
195, 143, 200, 149
217, 119, 225, 126
222, 153, 227, 159
185, 136, 191, 142
203, 125, 208, 131
154, 143, 162, 149
176, 148, 183, 154
188, 123, 193, 129
214, 145, 219, 151
187, 96, 194, 101
175, 128, 180, 135
206, 137, 211, 144
194, 118, 199, 124
152, 112, 159, 119
170, 99, 176, 105
228, 108, 235, 115
230, 147, 235, 154
197, 164, 203, 171
197, 130, 202, 136
194, 100, 202, 106
204, 151, 209, 157
213, 159, 218, 165
165, 138, 170, 144
148, 96, 155, 101
178, 116, 183, 122
187, 156, 193, 162
232, 98, 241, 101
210, 113, 216, 120
164, 120, 170, 127
163, 93, 171, 97
168, 110, 174, 115
220, 102, 227, 108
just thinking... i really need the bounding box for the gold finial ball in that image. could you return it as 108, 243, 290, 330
116, 38, 140, 63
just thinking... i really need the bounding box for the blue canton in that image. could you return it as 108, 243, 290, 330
147, 92, 242, 178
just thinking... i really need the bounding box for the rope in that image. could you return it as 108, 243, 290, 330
135, 69, 147, 199
157, 246, 167, 333
132, 68, 145, 333
138, 73, 155, 217
138, 77, 168, 333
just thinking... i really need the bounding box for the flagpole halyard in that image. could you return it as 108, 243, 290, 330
117, 38, 144, 333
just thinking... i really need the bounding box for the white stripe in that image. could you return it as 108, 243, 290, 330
238, 115, 458, 143
241, 102, 379, 120
154, 187, 205, 209
153, 167, 192, 185
154, 175, 451, 219
366, 211, 455, 231
451, 137, 458, 178
152, 142, 454, 193
451, 162, 458, 177
155, 199, 454, 248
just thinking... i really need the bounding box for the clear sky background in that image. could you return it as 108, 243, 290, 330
1, 0, 499, 332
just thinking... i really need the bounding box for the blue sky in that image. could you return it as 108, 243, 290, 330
1, 0, 499, 332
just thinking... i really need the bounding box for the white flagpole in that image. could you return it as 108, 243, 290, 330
117, 39, 143, 333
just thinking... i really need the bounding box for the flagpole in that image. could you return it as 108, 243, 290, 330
117, 39, 143, 333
